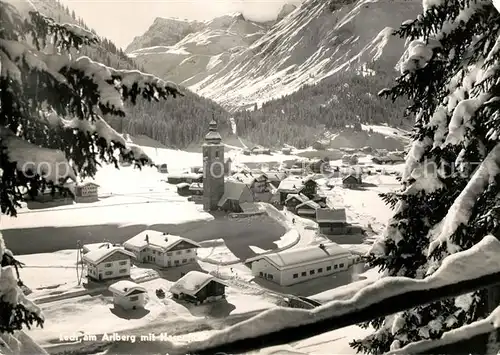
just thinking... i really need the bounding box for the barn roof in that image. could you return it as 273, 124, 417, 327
169, 271, 228, 296
108, 280, 147, 297
218, 181, 252, 206
246, 242, 350, 271
316, 208, 347, 223
285, 193, 309, 203
296, 200, 321, 210
277, 176, 305, 192
82, 247, 135, 265
189, 183, 203, 191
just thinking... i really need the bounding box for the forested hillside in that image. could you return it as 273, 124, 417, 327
233, 69, 411, 148
23, 0, 233, 149
115, 92, 232, 148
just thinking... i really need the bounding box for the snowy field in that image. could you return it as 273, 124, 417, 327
28, 277, 277, 348
16, 239, 245, 301
21, 239, 280, 349
7, 140, 405, 355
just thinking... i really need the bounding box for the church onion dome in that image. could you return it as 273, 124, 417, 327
205, 119, 222, 144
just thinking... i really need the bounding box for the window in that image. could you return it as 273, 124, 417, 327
339, 263, 345, 268
152, 250, 156, 254
334, 265, 338, 269
326, 266, 332, 271
119, 261, 127, 265
310, 270, 315, 275
268, 274, 273, 280
186, 249, 192, 253
215, 150, 219, 158
260, 272, 263, 277
301, 272, 306, 277
190, 258, 195, 262
167, 252, 172, 256
293, 273, 298, 279
129, 295, 139, 301
176, 251, 182, 255
105, 271, 112, 275
182, 259, 187, 263
175, 260, 180, 264
318, 268, 323, 273
119, 269, 127, 273
105, 263, 112, 268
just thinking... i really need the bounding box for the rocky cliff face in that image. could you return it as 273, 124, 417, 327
126, 17, 205, 53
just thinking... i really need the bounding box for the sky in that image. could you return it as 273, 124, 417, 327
58, 0, 303, 50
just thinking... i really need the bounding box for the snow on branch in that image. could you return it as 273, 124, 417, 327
387, 303, 500, 354
41, 110, 153, 165
26, 10, 99, 51
69, 56, 182, 116
0, 127, 76, 184
428, 143, 500, 256
168, 235, 500, 355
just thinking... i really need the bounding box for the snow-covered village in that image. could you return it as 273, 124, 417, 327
1, 0, 500, 354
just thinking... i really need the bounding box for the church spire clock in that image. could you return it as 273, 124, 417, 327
202, 116, 224, 211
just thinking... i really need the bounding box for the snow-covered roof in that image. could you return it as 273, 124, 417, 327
76, 181, 100, 187
82, 246, 135, 265
108, 280, 147, 297
277, 176, 305, 192
189, 183, 203, 191
218, 181, 252, 206
246, 243, 351, 271
316, 208, 347, 223
343, 174, 361, 183
123, 230, 201, 252
296, 200, 321, 210
285, 193, 309, 203
264, 171, 287, 182
176, 182, 190, 189
82, 242, 116, 253
169, 271, 228, 296
167, 173, 203, 179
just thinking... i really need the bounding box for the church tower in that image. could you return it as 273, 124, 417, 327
202, 119, 225, 211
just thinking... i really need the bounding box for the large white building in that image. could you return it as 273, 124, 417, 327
82, 246, 135, 281
123, 230, 201, 268
246, 242, 352, 286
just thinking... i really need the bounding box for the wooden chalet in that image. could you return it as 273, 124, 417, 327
167, 173, 203, 184
316, 208, 348, 235
309, 158, 330, 174
295, 200, 321, 217
217, 181, 254, 213
170, 271, 228, 305
188, 183, 203, 204
277, 177, 305, 204
157, 163, 168, 173
342, 174, 362, 188
301, 178, 318, 199
176, 182, 191, 196
282, 147, 292, 155
284, 193, 309, 211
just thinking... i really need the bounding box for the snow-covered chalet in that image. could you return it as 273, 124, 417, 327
123, 230, 201, 267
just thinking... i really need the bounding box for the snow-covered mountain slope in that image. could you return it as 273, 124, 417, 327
129, 0, 421, 111
191, 0, 422, 110
126, 17, 206, 53
127, 12, 271, 87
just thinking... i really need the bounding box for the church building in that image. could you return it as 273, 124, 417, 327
203, 120, 225, 211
